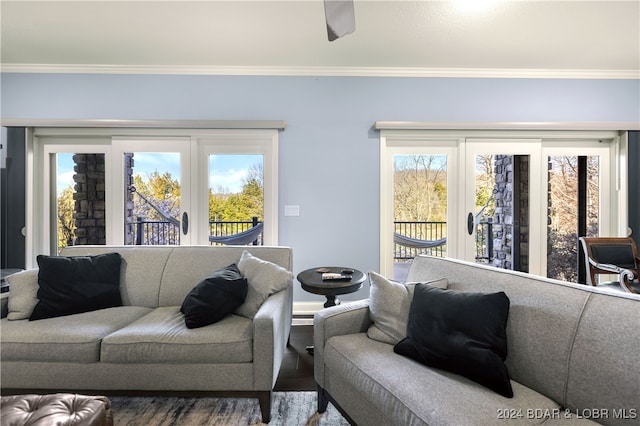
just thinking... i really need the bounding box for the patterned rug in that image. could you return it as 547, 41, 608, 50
109, 391, 349, 426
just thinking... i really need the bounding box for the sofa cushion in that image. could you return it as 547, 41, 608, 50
30, 253, 123, 321
101, 307, 254, 364
394, 284, 513, 397
0, 306, 152, 363
235, 250, 292, 319
61, 246, 176, 308
367, 271, 448, 345
180, 264, 248, 329
324, 333, 559, 426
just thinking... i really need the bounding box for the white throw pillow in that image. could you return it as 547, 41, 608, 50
235, 250, 293, 319
367, 271, 448, 345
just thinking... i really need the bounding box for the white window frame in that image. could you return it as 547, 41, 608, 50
194, 129, 279, 246
540, 139, 618, 277
463, 138, 544, 274
379, 128, 625, 279
380, 131, 461, 277
30, 133, 112, 265
112, 136, 193, 245
26, 127, 280, 267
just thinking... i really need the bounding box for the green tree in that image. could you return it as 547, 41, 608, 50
208, 163, 264, 223
393, 155, 447, 224
208, 189, 226, 221
238, 178, 264, 219
57, 186, 76, 251
474, 154, 495, 218
133, 171, 180, 221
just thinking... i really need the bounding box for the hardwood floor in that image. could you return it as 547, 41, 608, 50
274, 325, 316, 391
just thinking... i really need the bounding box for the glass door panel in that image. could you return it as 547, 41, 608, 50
472, 154, 497, 265
381, 138, 459, 281
52, 152, 107, 254
393, 154, 448, 280
472, 154, 530, 271
196, 131, 278, 247
465, 140, 542, 274
125, 152, 182, 245
208, 154, 264, 246
544, 146, 611, 282
112, 137, 191, 246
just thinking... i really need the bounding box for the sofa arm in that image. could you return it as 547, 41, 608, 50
313, 299, 371, 388
252, 283, 293, 391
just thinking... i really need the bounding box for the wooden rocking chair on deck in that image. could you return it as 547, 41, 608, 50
579, 236, 640, 294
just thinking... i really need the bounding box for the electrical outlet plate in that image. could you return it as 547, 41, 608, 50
284, 205, 300, 217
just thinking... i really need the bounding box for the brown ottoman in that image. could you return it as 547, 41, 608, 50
0, 393, 113, 426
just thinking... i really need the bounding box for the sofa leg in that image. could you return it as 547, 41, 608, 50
317, 385, 329, 413
258, 391, 273, 423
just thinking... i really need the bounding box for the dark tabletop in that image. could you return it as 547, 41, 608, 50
296, 267, 366, 296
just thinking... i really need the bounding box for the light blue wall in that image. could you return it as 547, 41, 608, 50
2, 73, 639, 304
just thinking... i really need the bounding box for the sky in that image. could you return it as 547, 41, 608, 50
56, 152, 262, 195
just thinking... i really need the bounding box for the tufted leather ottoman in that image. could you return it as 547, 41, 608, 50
0, 393, 113, 426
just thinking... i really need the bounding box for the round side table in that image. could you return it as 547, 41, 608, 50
297, 267, 366, 308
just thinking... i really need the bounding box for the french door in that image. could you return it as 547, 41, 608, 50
380, 134, 461, 279
463, 139, 543, 275
40, 139, 112, 256
541, 141, 613, 281
112, 137, 193, 246
380, 130, 621, 282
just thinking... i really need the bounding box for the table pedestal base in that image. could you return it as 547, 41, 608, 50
324, 295, 340, 308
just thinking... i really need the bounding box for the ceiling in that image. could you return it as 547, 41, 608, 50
1, 0, 639, 78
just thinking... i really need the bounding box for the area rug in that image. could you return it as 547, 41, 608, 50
109, 391, 349, 425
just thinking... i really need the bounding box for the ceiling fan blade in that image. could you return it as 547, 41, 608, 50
324, 0, 355, 42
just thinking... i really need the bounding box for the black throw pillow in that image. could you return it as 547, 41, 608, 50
180, 263, 248, 329
393, 284, 513, 398
30, 252, 123, 321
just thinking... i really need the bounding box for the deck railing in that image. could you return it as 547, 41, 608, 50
134, 219, 181, 245
133, 218, 488, 262
394, 221, 447, 260
393, 220, 494, 262
133, 217, 262, 246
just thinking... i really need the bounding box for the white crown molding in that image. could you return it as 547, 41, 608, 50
1, 63, 638, 80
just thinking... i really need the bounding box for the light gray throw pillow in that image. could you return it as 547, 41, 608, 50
367, 270, 448, 345
235, 250, 293, 319
6, 269, 40, 320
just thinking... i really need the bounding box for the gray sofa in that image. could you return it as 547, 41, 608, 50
1, 245, 293, 423
314, 255, 639, 426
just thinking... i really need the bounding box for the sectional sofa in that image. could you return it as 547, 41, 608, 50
314, 255, 639, 426
1, 245, 293, 424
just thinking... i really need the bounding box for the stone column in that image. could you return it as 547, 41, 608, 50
72, 154, 106, 245
517, 156, 529, 272
490, 155, 529, 272
492, 155, 513, 269
124, 153, 135, 245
